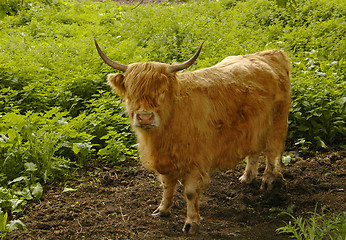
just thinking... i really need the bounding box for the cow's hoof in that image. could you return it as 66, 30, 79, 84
261, 178, 285, 191
151, 209, 170, 217
260, 181, 273, 191
182, 222, 199, 234
239, 174, 255, 184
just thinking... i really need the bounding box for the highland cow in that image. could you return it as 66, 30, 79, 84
95, 40, 291, 234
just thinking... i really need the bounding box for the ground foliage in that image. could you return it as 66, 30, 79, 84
0, 0, 345, 238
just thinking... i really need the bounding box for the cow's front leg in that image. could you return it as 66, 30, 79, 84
182, 170, 205, 234
152, 174, 177, 217
239, 154, 259, 184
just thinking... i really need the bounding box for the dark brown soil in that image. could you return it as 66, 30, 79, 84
7, 150, 345, 239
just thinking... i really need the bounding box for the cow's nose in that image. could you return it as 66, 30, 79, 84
136, 112, 155, 125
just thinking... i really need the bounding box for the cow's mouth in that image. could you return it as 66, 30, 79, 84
139, 124, 155, 130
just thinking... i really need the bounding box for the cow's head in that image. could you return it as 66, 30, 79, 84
95, 40, 203, 130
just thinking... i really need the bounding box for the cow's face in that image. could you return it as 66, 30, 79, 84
94, 39, 203, 130
108, 62, 177, 130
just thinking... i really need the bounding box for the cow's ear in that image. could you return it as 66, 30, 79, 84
108, 73, 126, 98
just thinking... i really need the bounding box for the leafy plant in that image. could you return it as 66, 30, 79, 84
0, 162, 44, 215
0, 209, 27, 240
282, 155, 293, 166
288, 71, 345, 147
277, 207, 346, 239
0, 108, 93, 183
275, 0, 297, 13
0, 0, 24, 18
74, 91, 137, 165
0, 108, 93, 227
98, 127, 137, 163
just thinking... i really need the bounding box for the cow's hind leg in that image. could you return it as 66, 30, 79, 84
182, 169, 207, 234
152, 175, 177, 217
239, 154, 260, 184
261, 101, 289, 190
261, 153, 284, 191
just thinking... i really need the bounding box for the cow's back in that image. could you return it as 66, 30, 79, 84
169, 49, 291, 171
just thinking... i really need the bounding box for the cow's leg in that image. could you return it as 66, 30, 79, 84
261, 153, 284, 191
261, 101, 289, 190
182, 170, 206, 234
152, 174, 177, 217
239, 154, 259, 184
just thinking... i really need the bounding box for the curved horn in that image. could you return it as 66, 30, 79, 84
167, 41, 205, 73
94, 39, 128, 72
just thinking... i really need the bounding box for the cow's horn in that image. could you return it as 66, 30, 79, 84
167, 41, 205, 73
94, 39, 128, 72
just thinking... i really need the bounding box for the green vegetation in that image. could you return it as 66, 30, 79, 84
0, 209, 27, 240
277, 207, 346, 239
0, 0, 345, 237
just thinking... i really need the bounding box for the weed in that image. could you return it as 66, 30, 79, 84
0, 210, 27, 240
277, 206, 346, 239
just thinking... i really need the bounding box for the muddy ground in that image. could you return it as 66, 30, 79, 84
8, 150, 345, 239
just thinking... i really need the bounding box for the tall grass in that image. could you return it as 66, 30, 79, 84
277, 207, 346, 239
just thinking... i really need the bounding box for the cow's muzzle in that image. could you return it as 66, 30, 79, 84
134, 111, 158, 129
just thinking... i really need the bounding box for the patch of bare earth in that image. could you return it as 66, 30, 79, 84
8, 150, 345, 239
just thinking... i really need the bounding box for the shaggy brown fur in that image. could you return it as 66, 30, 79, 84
107, 49, 291, 233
